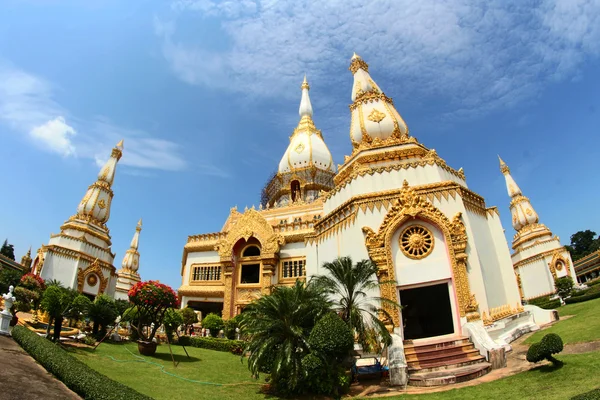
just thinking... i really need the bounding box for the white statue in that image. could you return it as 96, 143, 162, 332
0, 285, 16, 336
2, 286, 16, 313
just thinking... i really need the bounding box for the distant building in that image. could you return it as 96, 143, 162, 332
575, 251, 600, 283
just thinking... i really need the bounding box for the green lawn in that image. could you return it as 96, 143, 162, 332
381, 351, 600, 400
68, 343, 267, 400
525, 297, 600, 345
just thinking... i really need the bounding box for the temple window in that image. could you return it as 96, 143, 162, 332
191, 265, 222, 281
242, 245, 261, 257
291, 180, 301, 202
280, 258, 306, 280
240, 264, 260, 284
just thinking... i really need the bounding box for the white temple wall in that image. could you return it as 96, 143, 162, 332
518, 261, 554, 299
486, 211, 522, 304
182, 251, 220, 286
48, 235, 113, 264
279, 242, 307, 258
323, 165, 466, 214
512, 238, 561, 263
463, 210, 510, 308
41, 252, 81, 289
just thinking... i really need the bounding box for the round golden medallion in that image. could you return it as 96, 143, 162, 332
400, 225, 434, 260
86, 274, 98, 287
555, 261, 564, 271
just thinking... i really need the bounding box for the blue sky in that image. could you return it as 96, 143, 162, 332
1, 0, 599, 290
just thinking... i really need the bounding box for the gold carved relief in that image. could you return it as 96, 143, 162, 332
362, 181, 479, 326
399, 225, 434, 259
367, 108, 386, 123
77, 259, 108, 295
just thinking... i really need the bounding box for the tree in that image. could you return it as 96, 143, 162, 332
566, 230, 600, 261
0, 239, 15, 260
555, 276, 574, 301
163, 308, 184, 342
201, 313, 224, 337
526, 333, 564, 365
114, 299, 131, 316
40, 286, 79, 341
180, 307, 198, 332
87, 295, 119, 336
127, 280, 179, 343
312, 256, 400, 352
0, 268, 24, 294
13, 273, 45, 315
240, 280, 331, 393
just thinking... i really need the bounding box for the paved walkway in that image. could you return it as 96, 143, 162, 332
0, 334, 80, 400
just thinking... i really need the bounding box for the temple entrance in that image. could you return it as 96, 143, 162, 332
186, 301, 224, 320
400, 282, 454, 340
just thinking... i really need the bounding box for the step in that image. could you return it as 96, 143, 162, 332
405, 343, 477, 359
406, 348, 482, 364
408, 355, 487, 373
404, 337, 471, 354
409, 363, 492, 387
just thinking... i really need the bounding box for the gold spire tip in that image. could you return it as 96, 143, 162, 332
116, 139, 124, 148
301, 75, 309, 90
137, 218, 143, 226
352, 52, 360, 60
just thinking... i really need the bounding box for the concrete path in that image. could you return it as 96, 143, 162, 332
0, 334, 80, 400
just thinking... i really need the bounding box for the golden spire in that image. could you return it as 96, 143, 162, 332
498, 155, 510, 175
349, 52, 369, 74
301, 74, 309, 90
121, 219, 142, 273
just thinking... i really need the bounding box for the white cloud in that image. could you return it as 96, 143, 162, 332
160, 0, 600, 117
0, 64, 187, 171
29, 116, 76, 156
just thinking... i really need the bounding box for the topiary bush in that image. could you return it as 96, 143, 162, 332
571, 387, 600, 400
201, 313, 224, 337
526, 333, 564, 365
565, 290, 600, 304
12, 326, 151, 400
308, 312, 354, 361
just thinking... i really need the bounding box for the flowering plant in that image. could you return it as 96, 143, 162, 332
20, 273, 45, 291
127, 280, 179, 342
13, 273, 46, 313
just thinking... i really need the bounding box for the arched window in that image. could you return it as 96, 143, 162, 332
291, 180, 301, 202
242, 245, 261, 257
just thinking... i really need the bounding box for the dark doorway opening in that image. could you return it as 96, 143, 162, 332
400, 283, 454, 340
187, 301, 224, 319
241, 264, 260, 284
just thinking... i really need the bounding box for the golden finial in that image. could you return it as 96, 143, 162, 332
136, 218, 143, 231
301, 74, 310, 90
498, 155, 510, 174
349, 52, 369, 74
402, 179, 409, 188
116, 139, 124, 148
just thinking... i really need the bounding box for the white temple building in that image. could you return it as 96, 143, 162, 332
114, 219, 143, 300
499, 156, 576, 300
32, 141, 142, 300
179, 54, 556, 385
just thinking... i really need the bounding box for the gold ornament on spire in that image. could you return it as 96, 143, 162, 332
349, 53, 369, 74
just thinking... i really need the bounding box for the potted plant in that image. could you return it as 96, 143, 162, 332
127, 280, 179, 356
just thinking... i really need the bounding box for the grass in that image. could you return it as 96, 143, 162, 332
380, 351, 600, 400
525, 297, 600, 345
68, 342, 268, 400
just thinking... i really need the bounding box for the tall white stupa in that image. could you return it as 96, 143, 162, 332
32, 141, 124, 298
114, 219, 143, 300
499, 156, 576, 300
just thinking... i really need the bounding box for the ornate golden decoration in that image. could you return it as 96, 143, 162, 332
399, 225, 434, 259
550, 249, 571, 277
77, 260, 108, 294
349, 56, 369, 74
482, 303, 524, 326
295, 143, 305, 153
236, 288, 262, 303
98, 199, 106, 209
367, 108, 386, 123
362, 181, 479, 326
86, 274, 98, 287
215, 208, 285, 258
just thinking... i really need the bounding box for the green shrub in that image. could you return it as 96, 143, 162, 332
176, 335, 244, 355
12, 326, 151, 400
586, 279, 600, 287
309, 313, 354, 361
555, 276, 575, 299
565, 290, 600, 304
537, 299, 562, 309
571, 289, 590, 297
571, 387, 600, 400
527, 295, 553, 306
163, 308, 183, 342
201, 313, 224, 337
224, 314, 243, 340
526, 333, 563, 365
526, 342, 543, 363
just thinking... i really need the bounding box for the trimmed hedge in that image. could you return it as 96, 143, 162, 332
586, 279, 600, 287
565, 290, 600, 304
571, 289, 591, 297
529, 299, 561, 309
527, 295, 553, 306
572, 388, 600, 400
12, 326, 151, 400
177, 335, 244, 354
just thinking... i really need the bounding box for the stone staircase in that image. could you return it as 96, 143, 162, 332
405, 336, 491, 387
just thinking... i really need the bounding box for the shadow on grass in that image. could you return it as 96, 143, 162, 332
151, 352, 201, 363
534, 360, 565, 373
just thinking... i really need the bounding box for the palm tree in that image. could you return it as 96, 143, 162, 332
312, 256, 400, 353
240, 280, 331, 391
